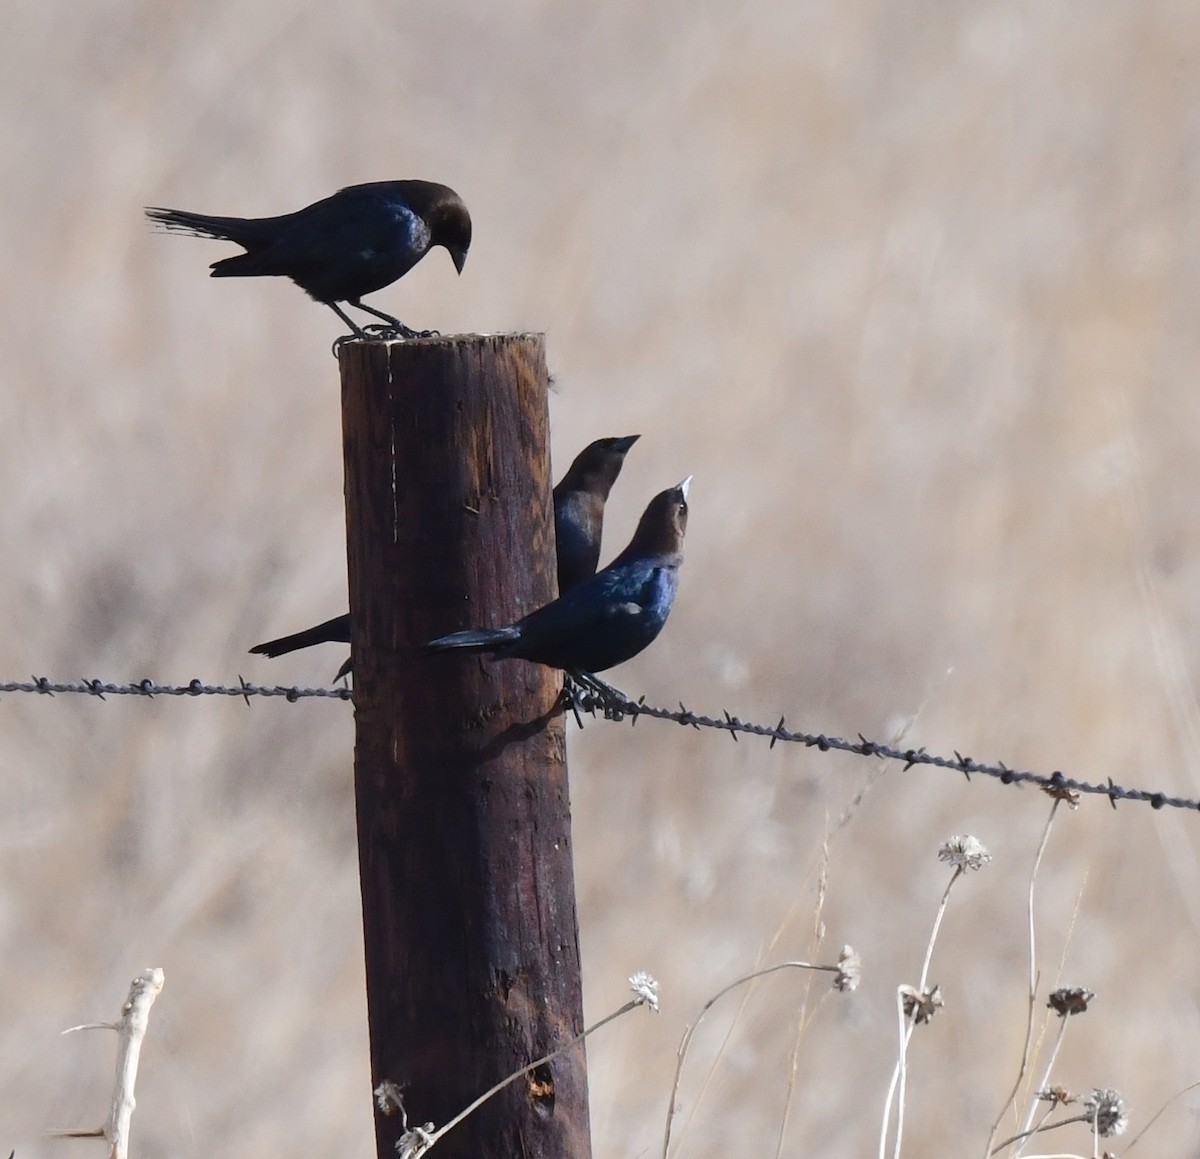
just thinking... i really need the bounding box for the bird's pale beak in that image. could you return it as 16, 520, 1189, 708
677, 475, 692, 498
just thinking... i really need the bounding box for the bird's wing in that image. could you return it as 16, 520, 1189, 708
504, 563, 671, 656
253, 195, 433, 280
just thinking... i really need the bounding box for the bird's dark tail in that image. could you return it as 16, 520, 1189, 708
145, 206, 280, 250
249, 614, 350, 658
424, 626, 522, 654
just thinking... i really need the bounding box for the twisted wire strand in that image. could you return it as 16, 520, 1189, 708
0, 674, 1192, 812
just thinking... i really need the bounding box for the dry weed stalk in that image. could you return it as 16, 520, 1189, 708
976, 792, 1137, 1157
390, 972, 660, 1159
774, 835, 835, 1159
879, 835, 991, 1159
50, 968, 165, 1159
986, 794, 1075, 1157
662, 948, 860, 1159
1125, 1078, 1200, 1150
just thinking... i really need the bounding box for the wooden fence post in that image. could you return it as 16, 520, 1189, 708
339, 335, 591, 1159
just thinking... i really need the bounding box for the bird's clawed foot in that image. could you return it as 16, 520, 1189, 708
330, 326, 432, 358
564, 671, 635, 721
361, 322, 440, 340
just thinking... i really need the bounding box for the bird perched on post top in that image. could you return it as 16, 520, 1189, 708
249, 434, 642, 675
145, 180, 471, 338
425, 476, 690, 682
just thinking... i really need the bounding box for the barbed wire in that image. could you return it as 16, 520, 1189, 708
0, 677, 351, 702
0, 673, 1194, 813
564, 682, 1200, 813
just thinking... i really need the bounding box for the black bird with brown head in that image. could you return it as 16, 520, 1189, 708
146, 179, 471, 338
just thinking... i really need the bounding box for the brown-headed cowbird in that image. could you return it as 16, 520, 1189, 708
146, 180, 471, 337
249, 434, 641, 675
425, 477, 690, 680
554, 434, 639, 592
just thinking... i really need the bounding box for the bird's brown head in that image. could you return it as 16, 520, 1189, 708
430, 192, 472, 274
399, 181, 472, 273
558, 433, 640, 497
619, 476, 691, 561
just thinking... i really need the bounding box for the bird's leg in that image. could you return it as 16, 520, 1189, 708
346, 299, 422, 339
348, 299, 407, 329
328, 304, 369, 357
348, 299, 441, 340
327, 301, 368, 338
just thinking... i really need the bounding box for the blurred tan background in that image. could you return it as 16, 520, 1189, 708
4, 0, 1200, 1155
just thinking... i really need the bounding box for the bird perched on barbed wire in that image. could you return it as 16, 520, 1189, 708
249, 434, 643, 677
146, 180, 471, 338
425, 476, 690, 692
552, 434, 640, 593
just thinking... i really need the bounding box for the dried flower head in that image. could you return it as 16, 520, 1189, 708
938, 835, 991, 871
629, 971, 660, 1012
375, 1080, 405, 1116
395, 1124, 435, 1159
833, 945, 861, 992
1047, 986, 1094, 1017
1085, 1088, 1129, 1138
1037, 1085, 1071, 1108
1042, 777, 1081, 807
899, 983, 943, 1025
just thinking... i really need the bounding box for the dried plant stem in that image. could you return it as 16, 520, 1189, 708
662, 960, 838, 1159
1011, 1017, 1069, 1159
917, 871, 957, 994
991, 1110, 1094, 1153
772, 835, 834, 1159
879, 986, 912, 1159
409, 997, 642, 1156
1015, 800, 1064, 1147
879, 866, 963, 1159
672, 950, 766, 1159
985, 799, 1061, 1157
776, 987, 833, 1159
1126, 1078, 1200, 1150
51, 968, 165, 1159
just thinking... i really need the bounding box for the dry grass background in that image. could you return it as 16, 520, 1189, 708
3, 0, 1200, 1155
